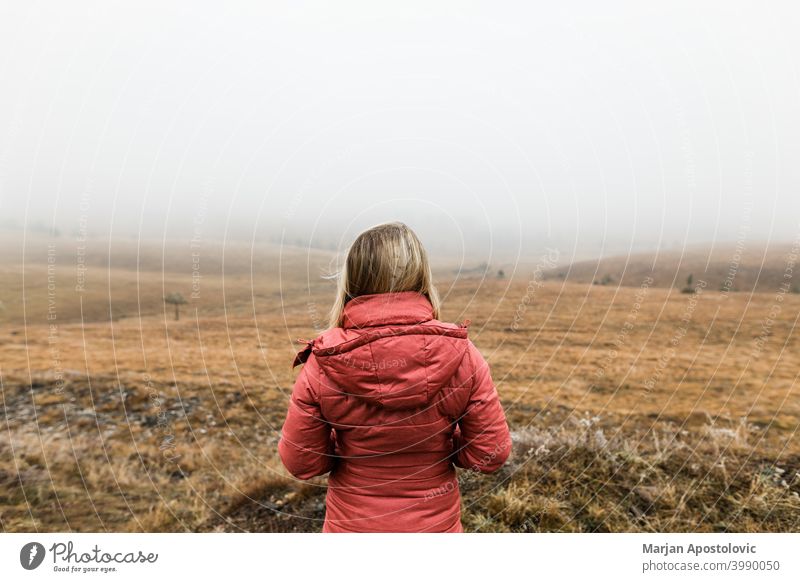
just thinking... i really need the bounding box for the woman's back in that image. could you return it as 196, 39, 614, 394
279, 291, 511, 532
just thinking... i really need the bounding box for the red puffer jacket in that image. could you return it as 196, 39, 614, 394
278, 291, 512, 532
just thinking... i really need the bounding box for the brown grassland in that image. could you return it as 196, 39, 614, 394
1, 234, 799, 532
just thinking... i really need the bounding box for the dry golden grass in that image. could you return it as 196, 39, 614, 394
1, 235, 799, 532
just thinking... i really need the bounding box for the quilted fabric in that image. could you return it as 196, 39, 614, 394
278, 291, 511, 532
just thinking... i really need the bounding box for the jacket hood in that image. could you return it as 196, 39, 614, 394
297, 292, 469, 410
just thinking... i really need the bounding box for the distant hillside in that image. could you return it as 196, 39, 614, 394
545, 242, 800, 294
0, 232, 338, 326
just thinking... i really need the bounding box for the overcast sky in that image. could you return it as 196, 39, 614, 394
1, 1, 799, 260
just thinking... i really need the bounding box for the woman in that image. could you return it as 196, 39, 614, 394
278, 222, 511, 532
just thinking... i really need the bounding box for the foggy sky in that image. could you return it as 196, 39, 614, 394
1, 1, 799, 261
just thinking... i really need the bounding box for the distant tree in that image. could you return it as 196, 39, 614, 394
681, 274, 696, 294
164, 292, 188, 321
497, 269, 505, 279
792, 284, 800, 295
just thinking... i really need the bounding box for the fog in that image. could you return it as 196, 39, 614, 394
1, 1, 799, 261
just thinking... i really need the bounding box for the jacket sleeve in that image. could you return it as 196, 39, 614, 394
278, 362, 336, 480
453, 341, 512, 473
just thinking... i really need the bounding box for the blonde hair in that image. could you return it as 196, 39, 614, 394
328, 222, 441, 328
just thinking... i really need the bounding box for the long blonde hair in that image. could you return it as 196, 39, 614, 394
328, 222, 441, 328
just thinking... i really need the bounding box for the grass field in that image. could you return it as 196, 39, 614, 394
1, 233, 799, 532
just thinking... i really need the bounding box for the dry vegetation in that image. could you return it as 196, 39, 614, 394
1, 233, 799, 532
547, 242, 800, 293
